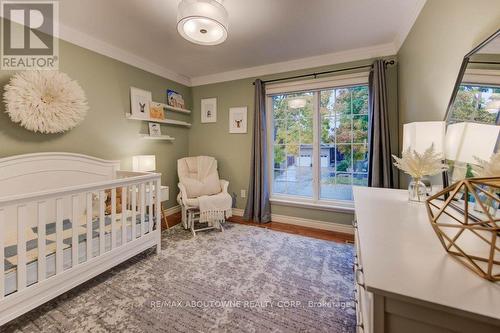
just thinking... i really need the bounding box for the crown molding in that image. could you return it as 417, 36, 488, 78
392, 0, 427, 51
190, 42, 398, 86
58, 23, 192, 86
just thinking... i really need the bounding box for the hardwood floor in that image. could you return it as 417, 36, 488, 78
164, 211, 354, 244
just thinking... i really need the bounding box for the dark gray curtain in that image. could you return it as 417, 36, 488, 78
368, 60, 394, 188
244, 79, 271, 223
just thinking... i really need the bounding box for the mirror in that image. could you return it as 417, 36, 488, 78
444, 29, 500, 185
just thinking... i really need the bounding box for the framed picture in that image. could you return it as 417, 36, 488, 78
229, 107, 247, 134
149, 102, 165, 120
130, 87, 152, 119
149, 123, 162, 137
201, 97, 217, 123
167, 89, 185, 109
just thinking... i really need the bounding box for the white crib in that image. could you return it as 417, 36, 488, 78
0, 153, 162, 326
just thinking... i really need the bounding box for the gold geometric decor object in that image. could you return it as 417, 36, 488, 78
426, 177, 500, 282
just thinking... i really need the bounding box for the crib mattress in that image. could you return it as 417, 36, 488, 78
3, 213, 153, 297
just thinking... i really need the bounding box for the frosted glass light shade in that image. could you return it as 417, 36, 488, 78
402, 121, 446, 157
486, 93, 500, 114
445, 122, 500, 164
288, 98, 307, 109
177, 0, 228, 46
132, 155, 156, 172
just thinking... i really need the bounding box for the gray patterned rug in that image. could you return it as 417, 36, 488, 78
3, 223, 356, 333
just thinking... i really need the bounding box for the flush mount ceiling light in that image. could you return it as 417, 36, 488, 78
177, 0, 228, 46
288, 98, 307, 109
486, 93, 500, 114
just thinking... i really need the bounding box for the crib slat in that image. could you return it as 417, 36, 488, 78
156, 180, 162, 231
0, 209, 5, 299
17, 205, 27, 291
72, 196, 79, 267
56, 199, 64, 274
37, 202, 46, 282
86, 193, 93, 261
131, 185, 137, 240
111, 188, 117, 249
148, 182, 154, 233
155, 179, 162, 252
99, 190, 105, 254
140, 183, 145, 237
121, 187, 128, 245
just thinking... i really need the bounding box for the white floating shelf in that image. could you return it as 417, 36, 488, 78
154, 102, 191, 114
126, 113, 191, 127
139, 134, 175, 141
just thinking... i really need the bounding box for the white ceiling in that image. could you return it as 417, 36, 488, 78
58, 0, 426, 86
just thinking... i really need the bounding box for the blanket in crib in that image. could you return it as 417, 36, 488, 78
3, 212, 150, 273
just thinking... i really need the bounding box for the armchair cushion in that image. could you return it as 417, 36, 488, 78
178, 156, 222, 198
182, 172, 221, 198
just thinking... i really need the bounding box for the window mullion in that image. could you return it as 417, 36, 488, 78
266, 96, 274, 197
312, 91, 320, 202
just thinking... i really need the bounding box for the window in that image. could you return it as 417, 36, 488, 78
448, 84, 500, 125
319, 86, 369, 201
267, 74, 370, 207
272, 91, 314, 197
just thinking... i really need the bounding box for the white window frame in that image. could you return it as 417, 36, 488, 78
266, 72, 370, 213
463, 69, 500, 86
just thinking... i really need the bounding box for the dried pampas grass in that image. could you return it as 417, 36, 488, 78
392, 144, 448, 179
3, 71, 88, 133
474, 153, 500, 177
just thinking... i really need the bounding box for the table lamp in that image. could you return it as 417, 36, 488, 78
402, 121, 446, 157
132, 155, 156, 172
445, 122, 499, 164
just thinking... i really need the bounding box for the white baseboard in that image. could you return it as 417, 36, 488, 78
165, 205, 181, 216
232, 208, 245, 216
231, 208, 353, 235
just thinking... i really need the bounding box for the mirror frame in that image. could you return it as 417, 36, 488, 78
444, 29, 500, 120
442, 29, 500, 189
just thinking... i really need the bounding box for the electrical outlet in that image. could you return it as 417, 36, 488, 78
241, 189, 246, 198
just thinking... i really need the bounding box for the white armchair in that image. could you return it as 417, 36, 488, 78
177, 156, 230, 231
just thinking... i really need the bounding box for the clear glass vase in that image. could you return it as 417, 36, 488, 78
408, 178, 427, 202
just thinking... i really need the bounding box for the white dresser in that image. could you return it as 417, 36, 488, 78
353, 187, 500, 333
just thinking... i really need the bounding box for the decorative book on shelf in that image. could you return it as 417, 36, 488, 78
159, 102, 191, 114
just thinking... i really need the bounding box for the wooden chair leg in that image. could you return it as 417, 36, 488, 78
161, 209, 169, 229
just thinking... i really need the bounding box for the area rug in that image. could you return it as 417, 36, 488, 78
3, 223, 356, 333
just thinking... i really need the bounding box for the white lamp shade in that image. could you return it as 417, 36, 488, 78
402, 121, 446, 157
177, 0, 228, 46
445, 122, 500, 164
132, 155, 156, 172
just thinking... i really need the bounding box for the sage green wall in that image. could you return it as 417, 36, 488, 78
398, 0, 500, 124
0, 39, 192, 209
397, 0, 500, 188
190, 60, 399, 225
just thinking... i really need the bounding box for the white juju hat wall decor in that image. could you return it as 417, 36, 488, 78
3, 71, 89, 134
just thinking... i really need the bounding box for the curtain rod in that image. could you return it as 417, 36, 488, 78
252, 60, 395, 85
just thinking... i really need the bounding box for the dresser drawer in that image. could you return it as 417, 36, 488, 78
354, 221, 373, 333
